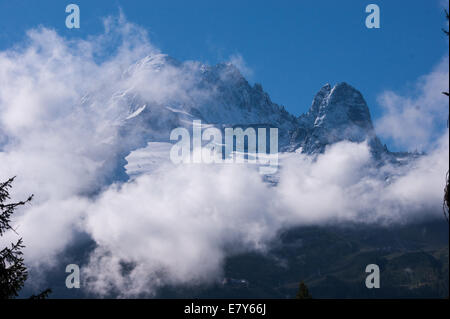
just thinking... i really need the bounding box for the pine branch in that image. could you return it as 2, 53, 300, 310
0, 177, 33, 299
29, 288, 52, 299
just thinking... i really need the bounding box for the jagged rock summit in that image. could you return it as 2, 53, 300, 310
291, 82, 385, 156
105, 54, 411, 165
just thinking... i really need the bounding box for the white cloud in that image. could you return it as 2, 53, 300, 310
0, 15, 190, 270
82, 164, 279, 297
279, 136, 448, 226
227, 54, 253, 79
375, 56, 449, 151
79, 136, 448, 297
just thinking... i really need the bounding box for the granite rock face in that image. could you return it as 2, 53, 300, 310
101, 54, 414, 172
291, 82, 385, 157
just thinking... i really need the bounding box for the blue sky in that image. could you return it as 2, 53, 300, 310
0, 0, 448, 132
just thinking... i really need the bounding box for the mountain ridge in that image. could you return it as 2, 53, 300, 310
111, 54, 417, 167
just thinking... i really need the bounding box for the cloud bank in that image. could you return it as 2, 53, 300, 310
0, 15, 448, 297
375, 56, 449, 151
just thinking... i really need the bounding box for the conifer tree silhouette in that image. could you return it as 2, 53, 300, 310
442, 10, 449, 222
295, 281, 312, 299
0, 177, 51, 299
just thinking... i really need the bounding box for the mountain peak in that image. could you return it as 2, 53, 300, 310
293, 82, 384, 154
307, 83, 332, 116
326, 82, 373, 130
304, 82, 373, 130
120, 56, 388, 157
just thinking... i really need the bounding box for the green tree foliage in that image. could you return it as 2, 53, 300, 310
0, 177, 32, 299
1, 177, 52, 299
443, 10, 449, 97
295, 281, 312, 299
442, 9, 449, 37
443, 10, 449, 222
29, 288, 52, 299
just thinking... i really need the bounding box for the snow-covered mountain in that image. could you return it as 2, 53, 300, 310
290, 82, 386, 156
96, 53, 415, 178
117, 54, 298, 150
